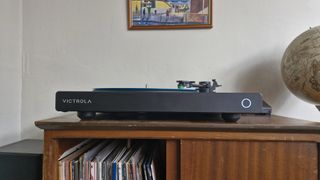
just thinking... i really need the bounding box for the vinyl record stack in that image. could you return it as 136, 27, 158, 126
58, 139, 162, 180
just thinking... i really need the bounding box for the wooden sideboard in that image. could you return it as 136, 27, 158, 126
35, 115, 320, 180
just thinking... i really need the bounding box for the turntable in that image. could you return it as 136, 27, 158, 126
55, 80, 271, 122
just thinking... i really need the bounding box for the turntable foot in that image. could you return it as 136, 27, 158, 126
77, 111, 96, 120
221, 113, 240, 122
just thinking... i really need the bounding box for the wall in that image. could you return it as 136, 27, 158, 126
21, 0, 320, 138
0, 0, 22, 146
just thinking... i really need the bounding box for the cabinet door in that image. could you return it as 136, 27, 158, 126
180, 140, 318, 180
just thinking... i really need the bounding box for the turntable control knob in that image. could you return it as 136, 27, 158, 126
241, 98, 252, 109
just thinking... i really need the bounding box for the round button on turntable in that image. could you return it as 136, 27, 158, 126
241, 98, 252, 109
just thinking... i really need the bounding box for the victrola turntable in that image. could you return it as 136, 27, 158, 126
56, 80, 271, 122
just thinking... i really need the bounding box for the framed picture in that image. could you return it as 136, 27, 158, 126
128, 0, 213, 30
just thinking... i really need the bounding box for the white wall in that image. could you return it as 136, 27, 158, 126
0, 0, 22, 146
21, 0, 320, 138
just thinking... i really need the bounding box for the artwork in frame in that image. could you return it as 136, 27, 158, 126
128, 0, 213, 30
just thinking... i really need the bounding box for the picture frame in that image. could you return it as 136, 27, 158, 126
127, 0, 213, 30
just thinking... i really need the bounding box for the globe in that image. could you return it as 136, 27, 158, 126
281, 26, 320, 105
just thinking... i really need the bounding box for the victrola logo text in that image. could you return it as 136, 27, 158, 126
62, 99, 92, 104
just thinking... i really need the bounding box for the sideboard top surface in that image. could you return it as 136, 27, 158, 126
35, 114, 320, 133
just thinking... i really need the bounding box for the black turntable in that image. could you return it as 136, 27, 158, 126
55, 80, 271, 122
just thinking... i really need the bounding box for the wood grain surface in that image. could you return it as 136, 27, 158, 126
166, 140, 179, 180
180, 140, 318, 180
37, 115, 320, 180
35, 114, 320, 133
